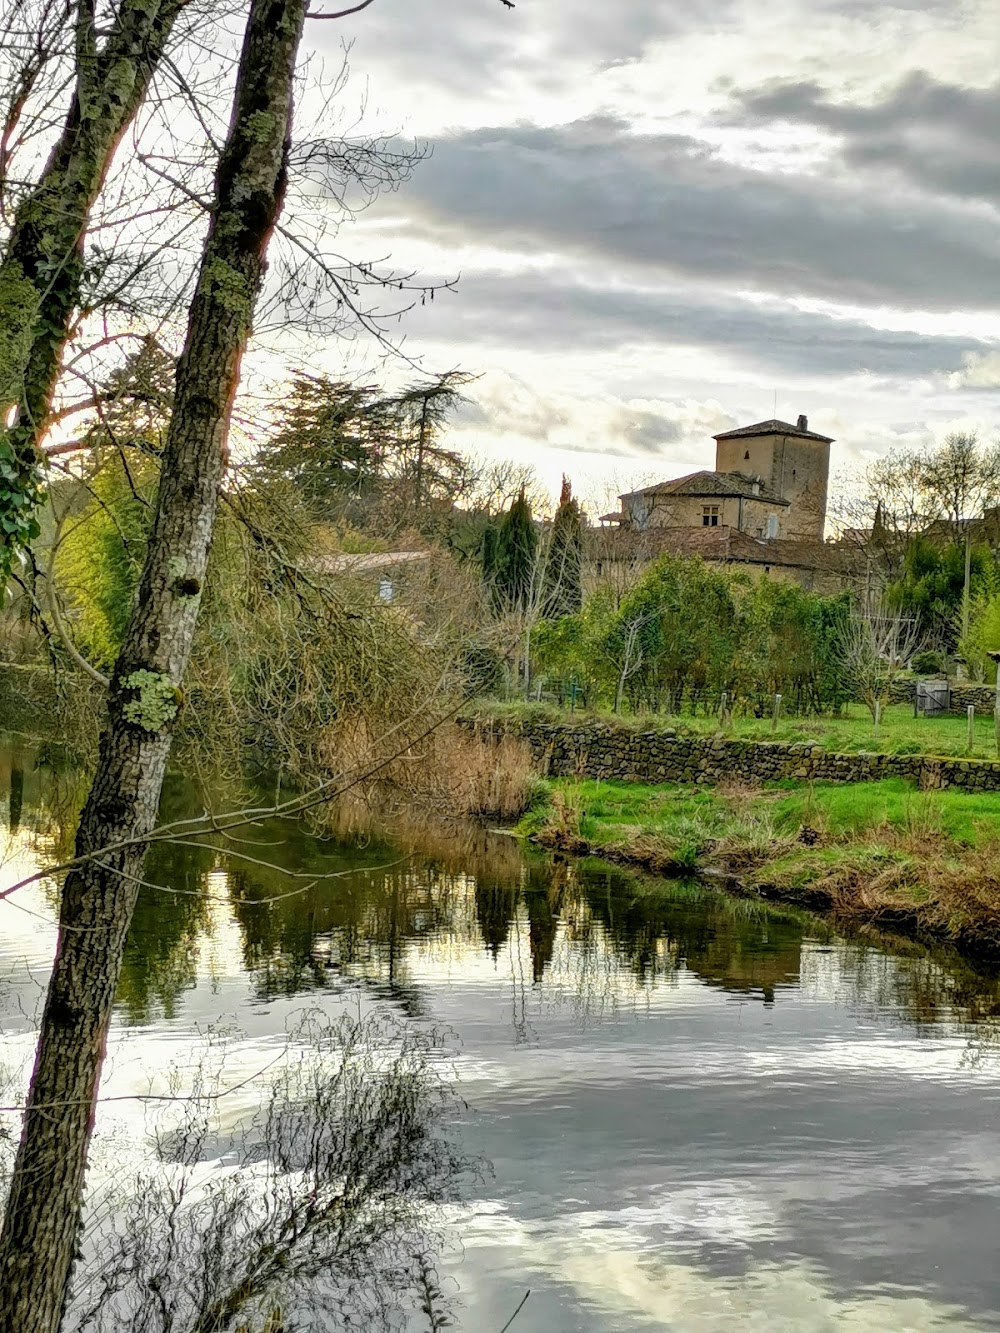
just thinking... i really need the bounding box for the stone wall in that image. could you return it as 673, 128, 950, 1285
889, 679, 997, 715
473, 717, 1000, 793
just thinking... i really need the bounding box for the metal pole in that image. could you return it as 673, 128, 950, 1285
874, 699, 881, 743
968, 703, 976, 755
772, 693, 782, 733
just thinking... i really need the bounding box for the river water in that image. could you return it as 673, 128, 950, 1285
3, 735, 1000, 1330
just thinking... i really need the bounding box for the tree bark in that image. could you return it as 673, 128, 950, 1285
0, 1, 308, 1328
0, 0, 190, 572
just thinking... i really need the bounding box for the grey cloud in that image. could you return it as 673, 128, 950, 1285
379, 115, 1000, 310
318, 0, 735, 101
403, 270, 992, 379
733, 72, 1000, 205
615, 408, 683, 452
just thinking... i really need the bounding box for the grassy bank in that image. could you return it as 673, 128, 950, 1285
519, 776, 1000, 954
477, 699, 1000, 760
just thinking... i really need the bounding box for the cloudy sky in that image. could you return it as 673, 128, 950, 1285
301, 0, 1000, 509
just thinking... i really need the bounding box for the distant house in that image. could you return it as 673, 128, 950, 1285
616, 470, 789, 540
588, 524, 861, 596
605, 415, 833, 543
592, 414, 861, 594
311, 550, 431, 602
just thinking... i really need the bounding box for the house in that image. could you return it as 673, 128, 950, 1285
587, 524, 861, 597
604, 415, 833, 543
311, 550, 431, 602
616, 470, 789, 540
592, 414, 860, 594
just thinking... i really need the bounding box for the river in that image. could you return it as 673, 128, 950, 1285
3, 735, 1000, 1330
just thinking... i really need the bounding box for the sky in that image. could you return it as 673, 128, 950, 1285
299, 0, 1000, 511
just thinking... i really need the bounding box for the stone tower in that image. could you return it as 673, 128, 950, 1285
713, 414, 833, 541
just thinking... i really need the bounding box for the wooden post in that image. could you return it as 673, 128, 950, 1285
968, 703, 976, 755
771, 693, 782, 733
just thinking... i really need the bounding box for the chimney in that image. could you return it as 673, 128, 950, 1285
796, 414, 808, 431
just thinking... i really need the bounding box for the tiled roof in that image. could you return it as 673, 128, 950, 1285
312, 551, 430, 574
587, 525, 862, 572
713, 418, 834, 444
625, 470, 788, 505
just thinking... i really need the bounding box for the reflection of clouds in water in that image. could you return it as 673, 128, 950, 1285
458, 1200, 983, 1331
553, 1250, 983, 1331
746, 1036, 997, 1083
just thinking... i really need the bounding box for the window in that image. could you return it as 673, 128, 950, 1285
702, 505, 720, 527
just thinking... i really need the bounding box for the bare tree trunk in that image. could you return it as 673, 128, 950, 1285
0, 0, 191, 569
0, 2, 308, 1327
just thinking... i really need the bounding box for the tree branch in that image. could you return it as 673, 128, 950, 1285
306, 0, 375, 18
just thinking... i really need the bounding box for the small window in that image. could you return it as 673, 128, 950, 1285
744, 450, 750, 460
702, 505, 720, 527
792, 468, 796, 478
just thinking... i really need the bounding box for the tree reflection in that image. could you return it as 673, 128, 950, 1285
7, 733, 1000, 1047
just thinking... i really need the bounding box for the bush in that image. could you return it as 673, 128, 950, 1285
911, 649, 945, 675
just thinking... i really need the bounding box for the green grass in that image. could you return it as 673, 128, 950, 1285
517, 770, 1000, 950
533, 776, 1000, 852
475, 699, 1000, 760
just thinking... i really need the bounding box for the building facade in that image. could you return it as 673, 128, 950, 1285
608, 415, 833, 543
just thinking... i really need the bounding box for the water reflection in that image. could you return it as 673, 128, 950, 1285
6, 737, 1000, 1330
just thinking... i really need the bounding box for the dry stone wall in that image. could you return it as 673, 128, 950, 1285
478, 718, 1000, 793
889, 679, 998, 714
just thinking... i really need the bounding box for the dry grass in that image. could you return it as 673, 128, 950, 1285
425, 728, 539, 821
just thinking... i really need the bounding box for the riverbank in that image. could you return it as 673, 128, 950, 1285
519, 777, 1000, 956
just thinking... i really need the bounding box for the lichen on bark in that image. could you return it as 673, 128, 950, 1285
199, 258, 251, 316
120, 669, 181, 731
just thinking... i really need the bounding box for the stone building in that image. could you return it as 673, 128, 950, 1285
608, 415, 833, 543
592, 414, 857, 594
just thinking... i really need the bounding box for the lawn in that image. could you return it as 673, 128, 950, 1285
480, 700, 1000, 760
537, 775, 1000, 850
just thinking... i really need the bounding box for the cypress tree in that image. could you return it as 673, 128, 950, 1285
543, 475, 583, 618
492, 487, 537, 612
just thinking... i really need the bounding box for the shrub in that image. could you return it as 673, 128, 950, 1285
911, 649, 945, 675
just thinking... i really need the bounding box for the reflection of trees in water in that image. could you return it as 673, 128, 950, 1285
8, 743, 1000, 1044
0, 737, 86, 871
819, 935, 1000, 1039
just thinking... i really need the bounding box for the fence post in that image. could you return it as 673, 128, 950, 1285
968, 703, 976, 755
719, 690, 728, 730
874, 699, 881, 742
771, 693, 782, 733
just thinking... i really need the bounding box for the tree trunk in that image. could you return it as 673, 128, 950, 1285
0, 0, 190, 573
0, 2, 308, 1328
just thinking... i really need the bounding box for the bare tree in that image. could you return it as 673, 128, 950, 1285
0, 2, 311, 1325
69, 1012, 474, 1333
836, 601, 922, 724
0, 2, 515, 1328
0, 0, 204, 574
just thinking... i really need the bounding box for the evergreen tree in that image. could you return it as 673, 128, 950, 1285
489, 488, 537, 613
543, 474, 583, 618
